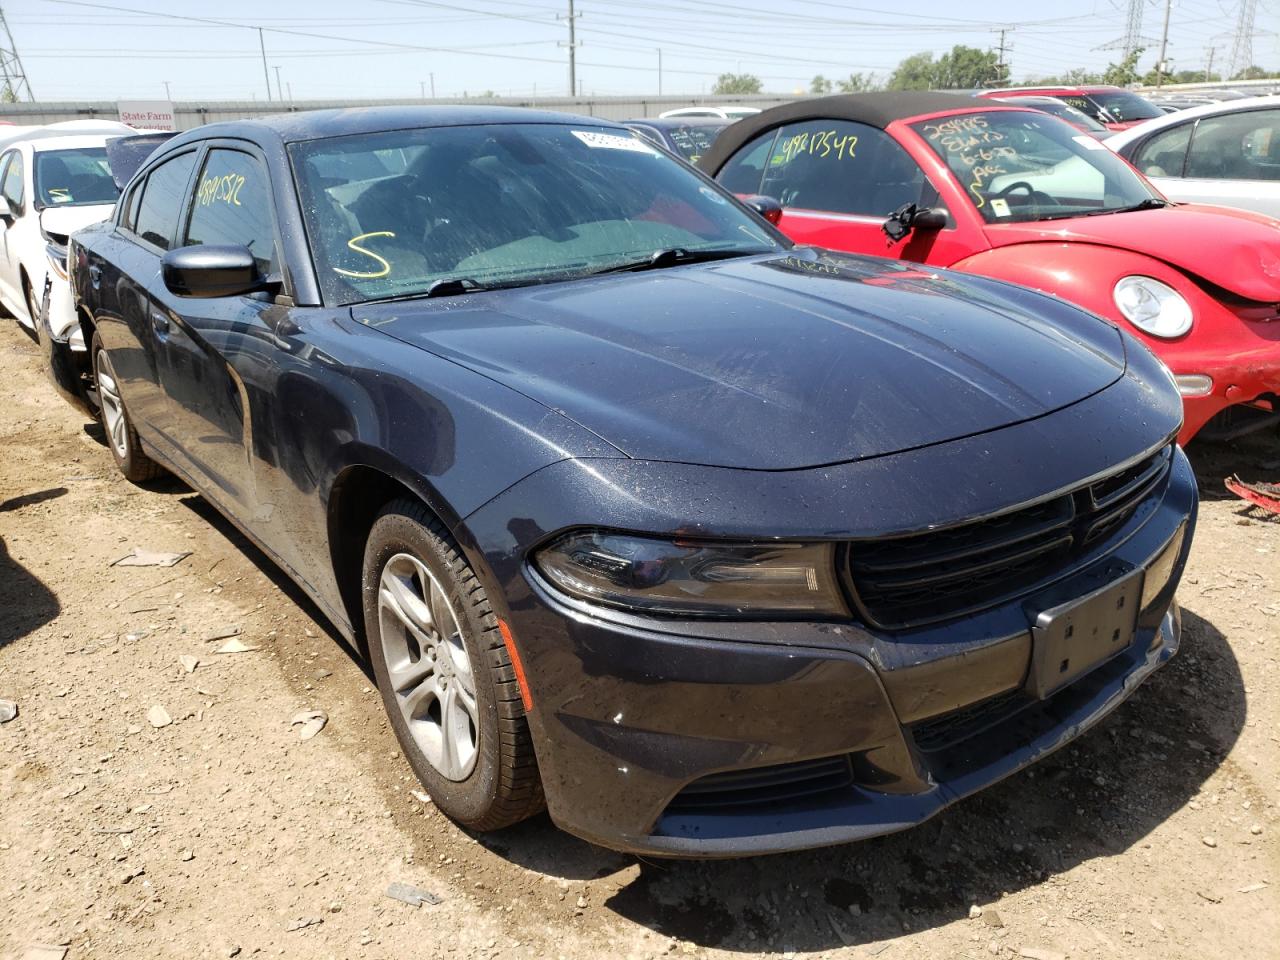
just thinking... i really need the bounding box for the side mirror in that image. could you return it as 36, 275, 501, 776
882, 203, 948, 242
742, 194, 783, 225
162, 245, 268, 299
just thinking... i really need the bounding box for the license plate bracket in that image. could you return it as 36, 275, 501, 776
1025, 563, 1144, 700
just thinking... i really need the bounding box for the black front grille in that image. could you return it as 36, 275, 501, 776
846, 445, 1173, 629
908, 688, 1028, 753
666, 755, 854, 811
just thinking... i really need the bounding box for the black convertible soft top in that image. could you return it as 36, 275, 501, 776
697, 91, 994, 174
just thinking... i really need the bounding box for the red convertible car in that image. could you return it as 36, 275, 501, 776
699, 93, 1280, 443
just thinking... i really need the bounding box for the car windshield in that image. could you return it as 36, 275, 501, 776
1007, 99, 1109, 134
1058, 91, 1162, 124
33, 147, 119, 208
664, 123, 728, 163
911, 110, 1159, 224
291, 122, 782, 304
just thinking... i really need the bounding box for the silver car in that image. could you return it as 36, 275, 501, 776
1107, 95, 1280, 217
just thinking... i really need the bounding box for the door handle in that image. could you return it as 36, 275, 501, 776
151, 309, 170, 334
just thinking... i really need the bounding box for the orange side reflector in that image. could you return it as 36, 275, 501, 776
497, 618, 534, 713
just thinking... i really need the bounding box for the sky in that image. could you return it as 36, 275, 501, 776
5, 0, 1277, 102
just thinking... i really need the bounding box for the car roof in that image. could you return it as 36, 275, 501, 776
1105, 94, 1280, 148
164, 105, 620, 151
623, 117, 731, 129
696, 92, 1004, 172
994, 85, 1124, 94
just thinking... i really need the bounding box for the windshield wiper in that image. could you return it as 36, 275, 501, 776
587, 247, 760, 276
424, 277, 485, 298
1035, 197, 1170, 222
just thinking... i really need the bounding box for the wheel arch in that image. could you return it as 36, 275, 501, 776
325, 456, 488, 653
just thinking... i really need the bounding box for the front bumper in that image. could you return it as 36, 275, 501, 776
475, 443, 1196, 857
37, 274, 95, 418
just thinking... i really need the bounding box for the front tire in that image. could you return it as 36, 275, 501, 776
91, 330, 164, 484
363, 499, 543, 830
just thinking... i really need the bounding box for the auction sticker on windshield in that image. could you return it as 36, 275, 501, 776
572, 130, 657, 153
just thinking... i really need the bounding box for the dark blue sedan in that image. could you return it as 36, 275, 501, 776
68, 107, 1195, 856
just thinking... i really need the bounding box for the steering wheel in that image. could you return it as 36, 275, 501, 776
994, 180, 1054, 207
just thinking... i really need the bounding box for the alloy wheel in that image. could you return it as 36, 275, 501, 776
376, 552, 479, 781
95, 349, 129, 460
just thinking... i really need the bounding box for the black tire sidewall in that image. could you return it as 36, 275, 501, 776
362, 508, 505, 826
90, 330, 137, 477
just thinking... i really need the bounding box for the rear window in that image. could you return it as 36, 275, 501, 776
1086, 91, 1163, 124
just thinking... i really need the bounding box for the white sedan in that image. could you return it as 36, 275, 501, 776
0, 122, 137, 345
658, 105, 760, 120
1106, 96, 1280, 217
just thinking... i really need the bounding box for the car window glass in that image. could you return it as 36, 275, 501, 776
133, 151, 197, 250
2, 150, 24, 207
1185, 110, 1280, 181
291, 123, 784, 305
912, 111, 1156, 223
184, 149, 278, 275
1086, 91, 1163, 123
34, 147, 118, 208
715, 129, 776, 195
1058, 96, 1103, 122
760, 119, 930, 217
121, 180, 144, 230
1131, 124, 1192, 178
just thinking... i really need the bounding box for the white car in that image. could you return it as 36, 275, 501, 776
658, 106, 761, 120
0, 122, 138, 345
1106, 96, 1280, 217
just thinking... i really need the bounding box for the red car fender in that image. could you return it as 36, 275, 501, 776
950, 242, 1280, 442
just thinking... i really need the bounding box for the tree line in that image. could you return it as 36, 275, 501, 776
710, 45, 1280, 95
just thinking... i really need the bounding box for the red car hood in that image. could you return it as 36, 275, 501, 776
984, 204, 1280, 303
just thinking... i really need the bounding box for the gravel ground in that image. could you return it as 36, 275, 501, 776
0, 319, 1277, 960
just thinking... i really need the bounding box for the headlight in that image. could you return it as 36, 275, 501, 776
534, 530, 847, 618
45, 242, 68, 281
1113, 276, 1192, 338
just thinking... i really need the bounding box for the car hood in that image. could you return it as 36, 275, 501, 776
38, 203, 115, 242
354, 252, 1126, 469
983, 204, 1280, 302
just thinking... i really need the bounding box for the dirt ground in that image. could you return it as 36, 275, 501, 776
0, 319, 1276, 960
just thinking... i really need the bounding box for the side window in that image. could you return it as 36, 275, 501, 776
1186, 110, 1280, 181
716, 130, 776, 195
760, 119, 929, 217
133, 152, 197, 250
1131, 124, 1192, 178
184, 149, 278, 276
120, 180, 144, 230
1, 150, 24, 209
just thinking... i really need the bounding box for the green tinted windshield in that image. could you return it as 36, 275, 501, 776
34, 147, 118, 208
911, 111, 1158, 223
290, 123, 782, 305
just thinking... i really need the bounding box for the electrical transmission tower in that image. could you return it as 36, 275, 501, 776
0, 5, 32, 102
1228, 0, 1259, 79
1098, 0, 1149, 58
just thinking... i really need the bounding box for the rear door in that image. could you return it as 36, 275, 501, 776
151, 144, 286, 520
91, 147, 200, 446
0, 148, 24, 309
1140, 109, 1280, 217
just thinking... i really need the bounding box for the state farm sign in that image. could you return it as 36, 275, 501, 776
117, 100, 176, 131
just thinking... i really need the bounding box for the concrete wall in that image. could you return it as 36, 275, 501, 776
0, 94, 796, 130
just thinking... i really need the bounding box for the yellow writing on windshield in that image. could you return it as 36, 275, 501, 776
919, 116, 1015, 209
197, 172, 245, 207
333, 231, 395, 279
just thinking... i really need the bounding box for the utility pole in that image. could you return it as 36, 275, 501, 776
0, 5, 34, 101
163, 80, 171, 99
257, 27, 272, 101
993, 27, 1012, 85
286, 81, 293, 101
430, 73, 435, 97
274, 65, 283, 101
1205, 46, 1217, 82
420, 80, 425, 98
559, 0, 581, 97
1155, 0, 1172, 88
657, 47, 663, 96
